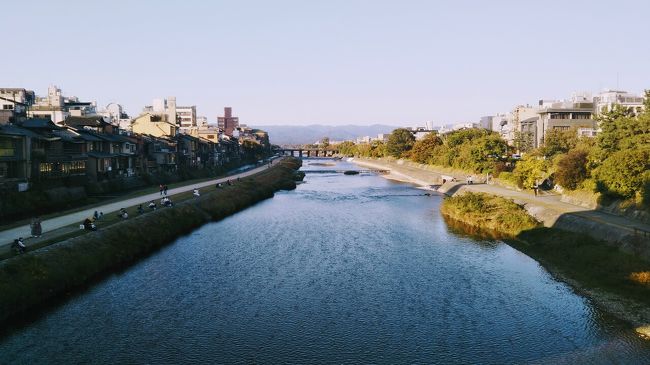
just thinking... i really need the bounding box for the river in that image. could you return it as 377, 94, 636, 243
1, 159, 649, 364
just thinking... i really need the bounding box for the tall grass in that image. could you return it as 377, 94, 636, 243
0, 158, 302, 324
440, 192, 540, 237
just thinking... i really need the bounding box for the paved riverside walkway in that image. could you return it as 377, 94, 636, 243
0, 159, 279, 248
353, 158, 650, 238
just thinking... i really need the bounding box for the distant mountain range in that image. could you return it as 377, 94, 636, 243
254, 124, 399, 145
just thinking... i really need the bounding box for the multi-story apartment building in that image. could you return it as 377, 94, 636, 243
177, 105, 197, 132
593, 89, 644, 115
535, 93, 597, 147
217, 107, 239, 137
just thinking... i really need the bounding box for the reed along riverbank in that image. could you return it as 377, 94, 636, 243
441, 192, 650, 328
0, 157, 302, 324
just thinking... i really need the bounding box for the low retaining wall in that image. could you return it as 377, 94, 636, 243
0, 158, 302, 324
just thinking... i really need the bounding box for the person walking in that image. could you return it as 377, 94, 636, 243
533, 182, 539, 197
30, 217, 42, 238
159, 184, 164, 196
163, 185, 168, 196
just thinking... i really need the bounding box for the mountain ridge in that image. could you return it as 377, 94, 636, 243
252, 124, 399, 145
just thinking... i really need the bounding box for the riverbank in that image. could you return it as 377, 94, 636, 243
352, 157, 650, 257
441, 193, 650, 331
0, 157, 302, 324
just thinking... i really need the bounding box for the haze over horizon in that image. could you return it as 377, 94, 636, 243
2, 0, 649, 126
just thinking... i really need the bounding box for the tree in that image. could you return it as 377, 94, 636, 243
513, 131, 534, 153
320, 137, 330, 149
337, 141, 356, 156
386, 128, 415, 158
540, 128, 579, 157
595, 149, 650, 199
409, 132, 442, 163
512, 155, 550, 189
554, 150, 588, 190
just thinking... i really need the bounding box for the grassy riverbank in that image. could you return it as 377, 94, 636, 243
0, 158, 302, 324
440, 192, 540, 237
441, 192, 650, 326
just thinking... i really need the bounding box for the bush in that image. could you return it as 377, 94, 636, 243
595, 149, 650, 199
440, 192, 540, 236
554, 150, 589, 190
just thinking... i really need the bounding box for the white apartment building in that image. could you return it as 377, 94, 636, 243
177, 105, 197, 132
28, 85, 69, 124
593, 89, 644, 115
26, 85, 98, 125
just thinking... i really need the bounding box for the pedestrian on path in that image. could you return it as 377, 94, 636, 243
30, 216, 42, 237
159, 184, 164, 196
163, 185, 168, 195
533, 182, 539, 197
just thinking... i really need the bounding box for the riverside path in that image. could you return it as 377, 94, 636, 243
353, 158, 650, 240
0, 159, 280, 248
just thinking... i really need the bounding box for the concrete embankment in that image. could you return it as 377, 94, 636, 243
0, 158, 302, 324
352, 157, 650, 257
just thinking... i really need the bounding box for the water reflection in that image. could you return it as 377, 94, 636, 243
1, 159, 649, 364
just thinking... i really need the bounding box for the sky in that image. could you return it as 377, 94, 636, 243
2, 0, 649, 126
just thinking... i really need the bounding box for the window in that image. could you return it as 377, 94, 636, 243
2, 104, 14, 110
0, 137, 16, 157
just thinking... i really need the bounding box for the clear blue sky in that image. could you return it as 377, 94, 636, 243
2, 0, 649, 126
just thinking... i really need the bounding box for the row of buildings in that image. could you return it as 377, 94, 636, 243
346, 89, 644, 150
0, 86, 270, 191
479, 89, 644, 149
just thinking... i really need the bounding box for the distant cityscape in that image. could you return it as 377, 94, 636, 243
333, 89, 644, 148
0, 85, 270, 190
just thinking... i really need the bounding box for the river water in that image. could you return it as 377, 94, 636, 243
1, 159, 649, 364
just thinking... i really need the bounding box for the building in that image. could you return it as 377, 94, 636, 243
143, 97, 178, 126
176, 105, 197, 132
27, 85, 68, 124
98, 103, 132, 131
27, 85, 98, 125
217, 107, 239, 137
593, 89, 644, 115
0, 88, 35, 123
131, 113, 178, 138
197, 116, 208, 128
535, 93, 597, 147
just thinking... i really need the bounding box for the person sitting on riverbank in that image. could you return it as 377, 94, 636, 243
83, 218, 97, 231
118, 208, 128, 219
193, 188, 200, 197
162, 197, 174, 207
12, 238, 26, 254
137, 204, 144, 215
227, 179, 232, 186
148, 201, 156, 211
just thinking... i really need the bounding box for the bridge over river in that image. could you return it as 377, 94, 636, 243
275, 148, 339, 157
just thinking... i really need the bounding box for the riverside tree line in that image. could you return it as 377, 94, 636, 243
336, 91, 650, 207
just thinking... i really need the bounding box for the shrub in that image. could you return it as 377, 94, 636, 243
554, 150, 589, 190
595, 149, 650, 199
440, 192, 540, 236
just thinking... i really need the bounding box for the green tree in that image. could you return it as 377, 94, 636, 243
386, 128, 415, 158
512, 155, 550, 189
513, 131, 534, 153
595, 149, 650, 199
320, 137, 330, 149
443, 128, 491, 148
337, 141, 356, 156
554, 150, 588, 190
409, 132, 442, 163
540, 128, 579, 157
